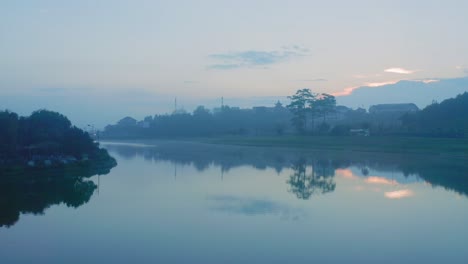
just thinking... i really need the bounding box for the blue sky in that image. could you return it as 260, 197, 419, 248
1, 0, 468, 127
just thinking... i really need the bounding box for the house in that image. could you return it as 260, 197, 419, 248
117, 116, 137, 126
369, 103, 419, 114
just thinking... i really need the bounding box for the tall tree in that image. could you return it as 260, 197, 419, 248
315, 93, 337, 123
287, 89, 316, 133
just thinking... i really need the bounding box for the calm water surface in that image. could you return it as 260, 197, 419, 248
1, 141, 468, 263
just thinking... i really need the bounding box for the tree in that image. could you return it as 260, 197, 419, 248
193, 105, 210, 117
26, 110, 72, 146
0, 109, 104, 159
315, 93, 336, 123
0, 111, 19, 157
287, 89, 316, 133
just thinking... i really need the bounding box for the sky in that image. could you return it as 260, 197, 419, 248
1, 0, 468, 127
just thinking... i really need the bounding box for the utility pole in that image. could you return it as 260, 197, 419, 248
221, 96, 224, 108
174, 97, 177, 112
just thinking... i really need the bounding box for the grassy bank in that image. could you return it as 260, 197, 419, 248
204, 136, 468, 156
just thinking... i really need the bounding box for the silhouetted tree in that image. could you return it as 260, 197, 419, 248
287, 89, 316, 133
0, 111, 19, 157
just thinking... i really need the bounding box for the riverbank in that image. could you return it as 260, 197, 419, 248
0, 149, 117, 180
202, 136, 468, 157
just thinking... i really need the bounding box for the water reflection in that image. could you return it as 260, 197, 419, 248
208, 195, 305, 219
287, 158, 335, 199
104, 141, 468, 199
0, 164, 115, 228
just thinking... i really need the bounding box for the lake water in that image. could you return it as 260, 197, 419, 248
1, 141, 468, 263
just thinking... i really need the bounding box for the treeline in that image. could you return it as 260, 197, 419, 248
0, 109, 99, 160
103, 103, 293, 138
102, 90, 468, 139
401, 92, 468, 137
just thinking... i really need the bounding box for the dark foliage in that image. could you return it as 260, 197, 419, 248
401, 92, 468, 137
0, 109, 100, 160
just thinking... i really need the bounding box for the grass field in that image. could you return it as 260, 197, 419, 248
204, 136, 468, 156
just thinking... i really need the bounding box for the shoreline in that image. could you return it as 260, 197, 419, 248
99, 136, 468, 159
0, 150, 117, 179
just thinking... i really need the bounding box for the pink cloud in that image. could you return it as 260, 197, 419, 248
384, 67, 417, 74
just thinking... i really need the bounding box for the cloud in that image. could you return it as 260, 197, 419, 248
365, 80, 400, 87
456, 65, 468, 75
183, 80, 199, 84
332, 86, 359, 97
332, 81, 399, 96
384, 67, 417, 74
295, 78, 327, 82
410, 79, 440, 84
208, 46, 308, 70
209, 64, 243, 70
353, 74, 382, 79
332, 78, 439, 97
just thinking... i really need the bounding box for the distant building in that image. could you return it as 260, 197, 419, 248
118, 116, 137, 126
369, 103, 419, 114
253, 106, 268, 113
137, 121, 150, 128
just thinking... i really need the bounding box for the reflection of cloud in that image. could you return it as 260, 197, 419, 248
208, 46, 308, 70
384, 189, 414, 199
384, 68, 417, 74
208, 195, 304, 219
336, 169, 357, 179
354, 186, 365, 191
365, 176, 397, 185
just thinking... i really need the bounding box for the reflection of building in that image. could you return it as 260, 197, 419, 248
369, 103, 419, 114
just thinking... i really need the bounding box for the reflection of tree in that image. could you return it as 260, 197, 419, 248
287, 158, 336, 200
105, 142, 468, 199
0, 160, 115, 228
0, 178, 97, 228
